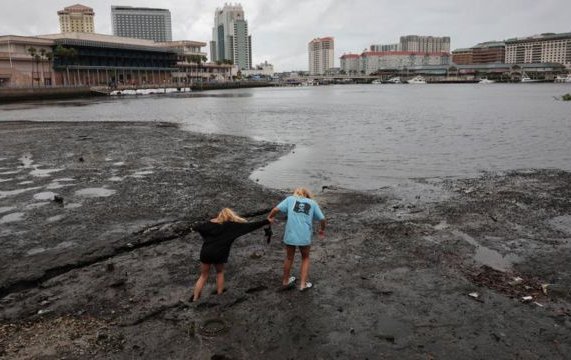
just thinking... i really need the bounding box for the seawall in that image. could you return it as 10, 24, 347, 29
0, 87, 98, 103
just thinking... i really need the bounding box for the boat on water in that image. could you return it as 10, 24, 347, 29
478, 78, 495, 84
384, 77, 402, 84
554, 74, 571, 83
520, 73, 540, 83
407, 75, 427, 84
371, 79, 382, 84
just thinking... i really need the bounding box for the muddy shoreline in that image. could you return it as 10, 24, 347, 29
0, 121, 570, 359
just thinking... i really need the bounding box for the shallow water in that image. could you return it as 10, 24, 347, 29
1, 84, 570, 191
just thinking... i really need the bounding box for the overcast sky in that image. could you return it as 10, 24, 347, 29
2, 0, 570, 71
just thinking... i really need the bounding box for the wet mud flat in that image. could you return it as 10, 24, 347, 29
0, 121, 570, 359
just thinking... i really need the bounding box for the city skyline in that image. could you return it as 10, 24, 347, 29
1, 0, 570, 71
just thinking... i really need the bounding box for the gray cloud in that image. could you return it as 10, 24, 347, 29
1, 0, 570, 71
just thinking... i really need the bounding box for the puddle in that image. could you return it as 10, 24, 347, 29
47, 215, 65, 223
0, 206, 17, 214
19, 154, 34, 168
75, 188, 116, 198
53, 178, 75, 182
0, 170, 21, 175
46, 182, 73, 189
113, 162, 125, 166
132, 170, 154, 178
18, 181, 34, 185
25, 202, 50, 209
0, 187, 42, 199
30, 167, 64, 177
452, 230, 520, 272
33, 191, 58, 201
108, 176, 124, 182
64, 203, 82, 209
0, 212, 25, 224
433, 220, 449, 230
27, 241, 75, 256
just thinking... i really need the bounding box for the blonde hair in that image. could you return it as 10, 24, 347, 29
293, 187, 312, 199
213, 208, 247, 223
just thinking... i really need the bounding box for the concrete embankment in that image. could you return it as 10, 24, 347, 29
0, 87, 101, 103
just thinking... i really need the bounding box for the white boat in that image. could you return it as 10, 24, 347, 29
554, 74, 571, 83
109, 87, 191, 96
478, 78, 495, 84
371, 79, 382, 84
520, 73, 540, 83
407, 75, 427, 84
385, 77, 402, 84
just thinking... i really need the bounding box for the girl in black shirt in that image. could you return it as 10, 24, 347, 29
191, 208, 270, 301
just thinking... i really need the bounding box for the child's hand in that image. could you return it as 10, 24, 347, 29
318, 229, 325, 240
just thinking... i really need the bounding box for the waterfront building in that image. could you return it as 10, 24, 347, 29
0, 33, 232, 87
359, 51, 449, 75
308, 37, 334, 75
340, 53, 360, 74
241, 61, 274, 77
472, 42, 505, 64
505, 32, 571, 68
164, 40, 233, 83
111, 6, 172, 42
400, 35, 450, 53
0, 36, 54, 87
58, 4, 95, 33
210, 3, 252, 70
370, 44, 399, 52
451, 48, 473, 65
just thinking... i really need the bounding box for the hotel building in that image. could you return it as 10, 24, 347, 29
308, 37, 334, 75
210, 3, 252, 70
400, 35, 450, 53
358, 51, 449, 74
340, 54, 360, 74
111, 6, 172, 42
58, 4, 95, 33
505, 32, 571, 68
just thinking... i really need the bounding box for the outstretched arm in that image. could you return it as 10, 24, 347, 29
232, 219, 270, 238
268, 207, 281, 221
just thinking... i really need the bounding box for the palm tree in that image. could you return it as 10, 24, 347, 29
45, 52, 53, 86
39, 49, 47, 86
27, 47, 37, 87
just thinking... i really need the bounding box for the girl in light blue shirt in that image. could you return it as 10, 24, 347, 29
269, 187, 326, 291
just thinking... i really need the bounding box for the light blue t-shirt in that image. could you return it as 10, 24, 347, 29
277, 195, 325, 246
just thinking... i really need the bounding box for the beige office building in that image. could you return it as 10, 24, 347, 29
308, 37, 334, 75
400, 35, 450, 53
505, 32, 571, 68
58, 4, 95, 33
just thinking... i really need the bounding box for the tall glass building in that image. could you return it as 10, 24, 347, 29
210, 4, 252, 70
111, 6, 172, 42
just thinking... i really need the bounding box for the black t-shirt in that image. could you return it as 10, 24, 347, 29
194, 219, 269, 264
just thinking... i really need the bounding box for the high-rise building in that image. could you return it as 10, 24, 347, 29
400, 35, 450, 53
210, 4, 252, 70
308, 37, 334, 75
111, 6, 172, 42
505, 32, 571, 68
370, 43, 400, 52
58, 4, 95, 33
